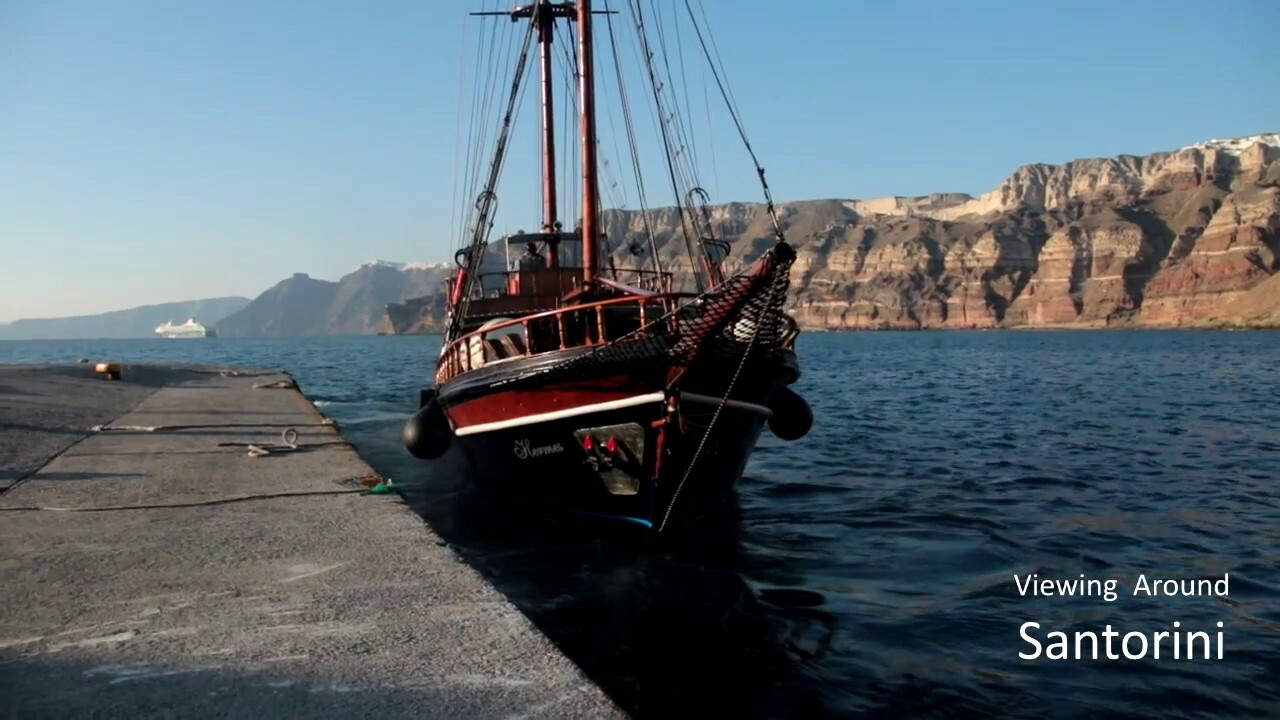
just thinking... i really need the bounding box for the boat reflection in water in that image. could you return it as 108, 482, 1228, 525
397, 443, 835, 714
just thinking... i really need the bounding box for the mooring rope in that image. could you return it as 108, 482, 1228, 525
0, 479, 394, 513
657, 267, 781, 532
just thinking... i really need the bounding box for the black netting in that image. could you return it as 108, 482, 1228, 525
491, 241, 798, 390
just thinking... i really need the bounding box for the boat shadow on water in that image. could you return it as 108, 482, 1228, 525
397, 446, 838, 718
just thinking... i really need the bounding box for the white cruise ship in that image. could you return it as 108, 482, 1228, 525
155, 318, 217, 338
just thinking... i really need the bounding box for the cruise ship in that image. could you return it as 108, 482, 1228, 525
155, 318, 217, 338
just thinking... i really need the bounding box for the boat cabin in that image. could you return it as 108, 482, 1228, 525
452, 231, 584, 321
451, 230, 673, 325
439, 229, 685, 373
500, 229, 586, 299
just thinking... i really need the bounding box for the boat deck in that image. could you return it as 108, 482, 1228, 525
0, 363, 622, 718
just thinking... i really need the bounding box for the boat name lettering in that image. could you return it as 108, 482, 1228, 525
513, 439, 564, 460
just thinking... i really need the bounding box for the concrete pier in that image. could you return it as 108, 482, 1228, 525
0, 363, 623, 718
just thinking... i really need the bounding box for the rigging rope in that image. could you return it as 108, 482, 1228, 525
628, 0, 704, 293
682, 0, 787, 245
447, 10, 471, 246
603, 0, 662, 277
458, 5, 499, 246
557, 20, 625, 221
448, 16, 539, 341
650, 0, 701, 193
459, 7, 519, 261
670, 1, 699, 174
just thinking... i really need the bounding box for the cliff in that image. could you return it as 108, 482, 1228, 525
0, 296, 250, 340
382, 294, 447, 335
381, 246, 509, 334
217, 262, 451, 337
382, 132, 1280, 333
1197, 272, 1280, 328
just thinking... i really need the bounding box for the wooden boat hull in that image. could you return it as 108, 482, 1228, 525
430, 352, 799, 530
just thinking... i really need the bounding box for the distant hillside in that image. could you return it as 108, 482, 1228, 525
382, 132, 1280, 332
216, 262, 452, 337
0, 297, 250, 340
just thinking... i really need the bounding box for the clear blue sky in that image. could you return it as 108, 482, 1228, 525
2, 0, 1276, 322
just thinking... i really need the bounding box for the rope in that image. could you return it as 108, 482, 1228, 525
91, 422, 334, 433
449, 16, 539, 341
0, 484, 385, 513
448, 7, 472, 251
459, 3, 511, 248
628, 0, 704, 293
649, 0, 702, 190
88, 424, 346, 457
603, 0, 663, 273
682, 0, 786, 244
2, 427, 391, 512
656, 267, 781, 532
219, 439, 352, 458
670, 1, 699, 174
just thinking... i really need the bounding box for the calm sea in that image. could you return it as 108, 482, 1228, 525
3, 331, 1278, 719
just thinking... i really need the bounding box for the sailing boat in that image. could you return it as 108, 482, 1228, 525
403, 0, 813, 533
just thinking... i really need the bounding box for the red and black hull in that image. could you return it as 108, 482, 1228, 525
431, 348, 799, 531
404, 240, 808, 531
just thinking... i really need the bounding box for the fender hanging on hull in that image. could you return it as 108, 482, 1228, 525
403, 388, 453, 460
767, 386, 813, 441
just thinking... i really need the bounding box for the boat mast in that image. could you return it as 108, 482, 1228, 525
540, 3, 560, 238
535, 2, 560, 266
505, 1, 569, 266
577, 0, 599, 285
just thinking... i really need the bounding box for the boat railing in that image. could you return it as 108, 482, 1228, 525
436, 292, 698, 385
454, 267, 674, 300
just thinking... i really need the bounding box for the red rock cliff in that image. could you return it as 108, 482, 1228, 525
385, 134, 1280, 333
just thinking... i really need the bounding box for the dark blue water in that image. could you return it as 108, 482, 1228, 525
4, 331, 1278, 718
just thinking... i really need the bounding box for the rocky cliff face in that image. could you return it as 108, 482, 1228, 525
219, 262, 451, 337
381, 247, 509, 334
383, 293, 447, 335
383, 133, 1280, 333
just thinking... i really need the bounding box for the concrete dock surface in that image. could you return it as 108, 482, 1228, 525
0, 363, 624, 718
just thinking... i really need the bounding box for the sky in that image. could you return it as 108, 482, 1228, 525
2, 0, 1277, 322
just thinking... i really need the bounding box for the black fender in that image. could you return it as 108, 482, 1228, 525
767, 386, 813, 442
403, 388, 452, 460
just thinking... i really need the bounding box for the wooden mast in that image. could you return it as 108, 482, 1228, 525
535, 1, 560, 267
577, 0, 599, 285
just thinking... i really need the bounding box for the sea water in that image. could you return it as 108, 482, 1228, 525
3, 330, 1278, 718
